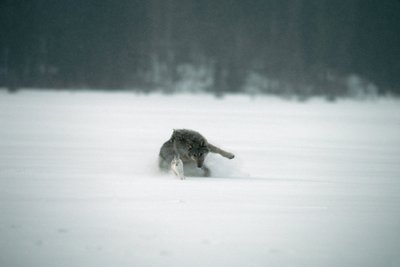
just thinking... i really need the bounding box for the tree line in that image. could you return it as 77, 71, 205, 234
1, 0, 399, 96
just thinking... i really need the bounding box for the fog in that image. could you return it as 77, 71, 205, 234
1, 1, 400, 98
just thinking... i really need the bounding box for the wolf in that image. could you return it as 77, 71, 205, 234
159, 129, 235, 179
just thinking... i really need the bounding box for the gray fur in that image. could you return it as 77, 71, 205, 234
159, 129, 235, 177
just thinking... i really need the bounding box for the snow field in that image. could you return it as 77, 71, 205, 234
0, 90, 400, 267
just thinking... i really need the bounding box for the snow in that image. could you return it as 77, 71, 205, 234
1, 90, 400, 267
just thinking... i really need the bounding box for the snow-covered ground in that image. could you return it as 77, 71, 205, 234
1, 90, 399, 267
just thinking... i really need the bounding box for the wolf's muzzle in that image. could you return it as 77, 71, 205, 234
191, 156, 203, 168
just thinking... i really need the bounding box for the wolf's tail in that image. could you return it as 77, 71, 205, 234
208, 143, 235, 159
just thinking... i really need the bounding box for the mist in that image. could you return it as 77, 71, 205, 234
1, 0, 400, 98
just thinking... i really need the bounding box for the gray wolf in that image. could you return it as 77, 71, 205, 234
159, 129, 235, 179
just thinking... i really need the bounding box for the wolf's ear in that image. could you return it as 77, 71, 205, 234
171, 129, 178, 141
172, 129, 179, 137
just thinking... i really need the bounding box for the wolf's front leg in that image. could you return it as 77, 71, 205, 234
171, 156, 185, 180
208, 143, 235, 159
202, 165, 211, 177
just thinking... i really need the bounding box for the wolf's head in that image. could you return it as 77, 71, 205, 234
187, 141, 209, 168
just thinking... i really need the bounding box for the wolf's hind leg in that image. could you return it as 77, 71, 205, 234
208, 143, 235, 159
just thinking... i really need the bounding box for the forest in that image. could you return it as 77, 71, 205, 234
1, 0, 399, 97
